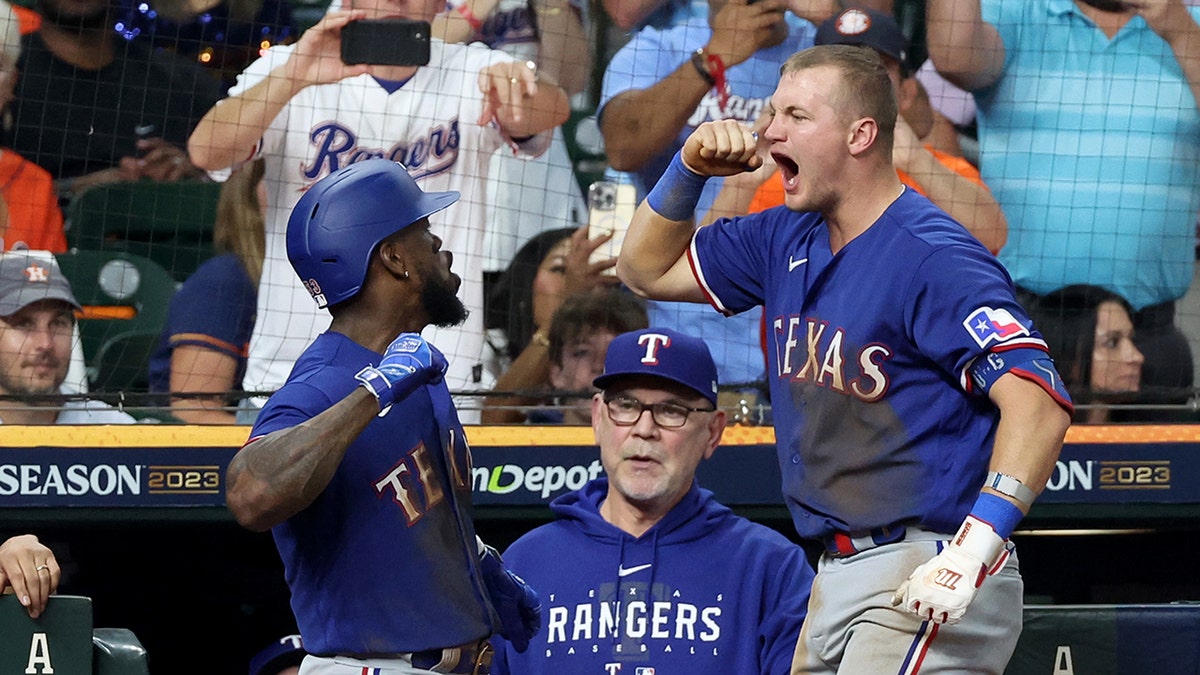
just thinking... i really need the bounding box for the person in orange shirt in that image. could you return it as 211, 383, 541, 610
0, 0, 65, 253
704, 6, 1007, 255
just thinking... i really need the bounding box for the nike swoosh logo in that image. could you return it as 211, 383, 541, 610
788, 256, 808, 272
617, 563, 653, 577
133, 124, 157, 137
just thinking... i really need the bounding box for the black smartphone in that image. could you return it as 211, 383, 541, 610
340, 18, 431, 66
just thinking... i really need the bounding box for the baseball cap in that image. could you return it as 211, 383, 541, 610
593, 327, 718, 406
0, 250, 81, 317
248, 635, 306, 675
815, 6, 908, 65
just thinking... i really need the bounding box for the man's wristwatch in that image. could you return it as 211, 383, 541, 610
691, 47, 716, 86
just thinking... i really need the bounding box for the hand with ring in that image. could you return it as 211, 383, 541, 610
0, 534, 61, 619
476, 59, 542, 127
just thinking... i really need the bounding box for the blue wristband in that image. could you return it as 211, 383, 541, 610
646, 152, 707, 222
969, 492, 1024, 540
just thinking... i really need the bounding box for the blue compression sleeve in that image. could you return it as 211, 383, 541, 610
646, 152, 707, 222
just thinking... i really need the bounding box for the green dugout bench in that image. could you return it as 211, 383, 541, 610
1006, 604, 1200, 674
0, 595, 149, 675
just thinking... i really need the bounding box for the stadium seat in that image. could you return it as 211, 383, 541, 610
55, 250, 177, 393
93, 629, 151, 675
0, 595, 151, 675
0, 594, 93, 674
563, 108, 607, 198
64, 180, 221, 282
290, 0, 332, 32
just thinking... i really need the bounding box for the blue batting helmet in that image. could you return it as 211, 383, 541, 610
287, 159, 459, 309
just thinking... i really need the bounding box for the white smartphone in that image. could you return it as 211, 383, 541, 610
587, 181, 638, 275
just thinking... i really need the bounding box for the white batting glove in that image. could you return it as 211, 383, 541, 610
891, 516, 1009, 624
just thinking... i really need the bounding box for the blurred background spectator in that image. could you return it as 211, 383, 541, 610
6, 0, 220, 201
485, 228, 579, 375
187, 0, 571, 421
147, 158, 263, 423
112, 0, 297, 93
0, 0, 64, 252
1029, 285, 1146, 424
925, 0, 1200, 400
432, 0, 590, 275
0, 249, 134, 424
524, 287, 647, 424
482, 226, 620, 423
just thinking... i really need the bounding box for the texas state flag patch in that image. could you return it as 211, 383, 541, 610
963, 306, 1029, 348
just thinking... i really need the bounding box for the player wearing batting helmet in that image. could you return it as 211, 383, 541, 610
618, 45, 1073, 674
226, 158, 541, 675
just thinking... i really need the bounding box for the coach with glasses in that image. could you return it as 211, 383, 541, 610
491, 326, 814, 675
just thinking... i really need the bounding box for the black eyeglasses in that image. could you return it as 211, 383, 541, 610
603, 394, 715, 429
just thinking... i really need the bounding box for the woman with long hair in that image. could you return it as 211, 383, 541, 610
1031, 285, 1145, 423
148, 159, 265, 423
482, 225, 619, 423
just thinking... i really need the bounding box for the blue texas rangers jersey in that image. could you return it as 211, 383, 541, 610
250, 331, 494, 656
492, 479, 814, 675
691, 188, 1052, 540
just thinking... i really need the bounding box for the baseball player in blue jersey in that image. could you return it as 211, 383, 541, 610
224, 159, 540, 675
617, 45, 1074, 674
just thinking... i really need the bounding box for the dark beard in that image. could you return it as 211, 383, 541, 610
421, 277, 468, 328
1077, 0, 1131, 12
35, 0, 111, 29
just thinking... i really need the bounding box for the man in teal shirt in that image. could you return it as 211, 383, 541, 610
926, 0, 1200, 394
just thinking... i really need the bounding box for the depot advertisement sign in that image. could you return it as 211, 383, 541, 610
4, 427, 1200, 508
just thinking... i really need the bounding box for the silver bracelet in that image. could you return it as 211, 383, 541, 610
985, 470, 1037, 508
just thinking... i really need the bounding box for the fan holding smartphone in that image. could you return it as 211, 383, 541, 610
187, 0, 571, 417
430, 0, 592, 273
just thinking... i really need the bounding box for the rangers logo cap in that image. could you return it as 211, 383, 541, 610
593, 327, 719, 406
0, 250, 82, 317
815, 6, 908, 65
248, 635, 306, 675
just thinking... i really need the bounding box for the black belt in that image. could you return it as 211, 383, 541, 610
410, 639, 493, 675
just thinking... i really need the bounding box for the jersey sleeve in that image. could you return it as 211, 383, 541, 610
165, 257, 256, 360
249, 380, 339, 439
227, 46, 286, 97
905, 243, 1046, 393
690, 211, 777, 315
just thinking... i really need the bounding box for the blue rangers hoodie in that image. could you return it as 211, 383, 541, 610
492, 478, 814, 674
